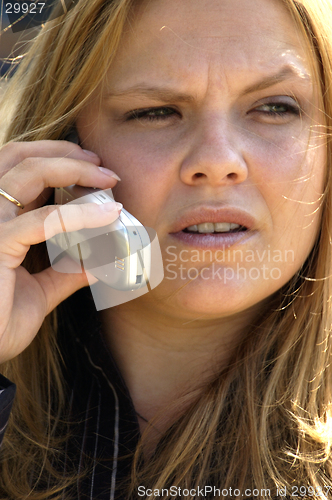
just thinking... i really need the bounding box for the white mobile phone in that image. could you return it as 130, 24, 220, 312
47, 129, 152, 291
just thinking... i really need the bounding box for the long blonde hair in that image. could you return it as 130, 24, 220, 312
0, 0, 332, 498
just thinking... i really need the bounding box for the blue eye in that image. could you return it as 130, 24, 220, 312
125, 106, 179, 122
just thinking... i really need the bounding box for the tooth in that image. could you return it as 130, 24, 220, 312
214, 223, 232, 232
197, 223, 215, 233
186, 222, 243, 233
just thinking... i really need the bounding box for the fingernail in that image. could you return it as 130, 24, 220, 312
98, 202, 122, 213
83, 149, 99, 157
98, 167, 121, 181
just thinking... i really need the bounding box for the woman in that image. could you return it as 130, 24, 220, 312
0, 0, 331, 498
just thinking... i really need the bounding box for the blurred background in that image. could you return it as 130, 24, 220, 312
0, 1, 52, 137
0, 1, 45, 77
0, 0, 70, 79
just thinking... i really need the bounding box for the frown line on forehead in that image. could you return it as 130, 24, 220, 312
104, 64, 312, 103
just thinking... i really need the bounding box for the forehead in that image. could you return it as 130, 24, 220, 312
108, 0, 312, 85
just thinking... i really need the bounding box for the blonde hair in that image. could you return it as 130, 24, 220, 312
1, 0, 332, 498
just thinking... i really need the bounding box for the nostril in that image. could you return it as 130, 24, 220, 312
194, 172, 204, 178
227, 173, 237, 180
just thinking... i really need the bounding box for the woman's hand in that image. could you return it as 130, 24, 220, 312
0, 140, 121, 364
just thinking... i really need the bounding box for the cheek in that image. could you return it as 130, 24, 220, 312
100, 135, 172, 172
248, 133, 325, 260
97, 134, 180, 219
249, 129, 325, 205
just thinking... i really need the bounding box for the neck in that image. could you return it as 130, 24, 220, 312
100, 296, 259, 434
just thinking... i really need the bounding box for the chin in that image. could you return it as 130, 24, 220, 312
157, 268, 293, 318
151, 275, 251, 317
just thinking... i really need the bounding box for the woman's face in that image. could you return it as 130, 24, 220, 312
77, 0, 326, 320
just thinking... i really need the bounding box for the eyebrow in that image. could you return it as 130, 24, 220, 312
105, 86, 195, 103
105, 65, 311, 103
240, 65, 311, 96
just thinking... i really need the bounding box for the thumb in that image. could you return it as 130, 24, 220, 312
33, 263, 98, 315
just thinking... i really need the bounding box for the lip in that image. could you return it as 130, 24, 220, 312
170, 230, 255, 250
168, 206, 256, 250
169, 206, 256, 233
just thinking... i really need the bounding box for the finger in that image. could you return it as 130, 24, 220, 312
32, 263, 98, 316
0, 264, 95, 363
0, 202, 123, 269
0, 140, 101, 174
20, 187, 54, 215
0, 156, 120, 221
0, 140, 103, 221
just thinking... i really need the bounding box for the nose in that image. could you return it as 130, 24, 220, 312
179, 117, 248, 186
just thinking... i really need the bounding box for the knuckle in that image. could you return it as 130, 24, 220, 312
63, 157, 83, 172
78, 203, 91, 214
0, 141, 34, 165
60, 203, 85, 223
59, 203, 97, 229
0, 141, 17, 155
19, 156, 39, 171
40, 205, 57, 221
0, 222, 9, 242
37, 206, 60, 239
77, 202, 99, 221
11, 157, 46, 186
32, 206, 58, 234
57, 140, 82, 152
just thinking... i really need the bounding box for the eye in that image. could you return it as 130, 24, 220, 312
249, 100, 301, 122
125, 106, 180, 122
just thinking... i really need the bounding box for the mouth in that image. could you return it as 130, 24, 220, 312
170, 206, 255, 235
170, 224, 252, 250
169, 207, 255, 249
182, 222, 248, 234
